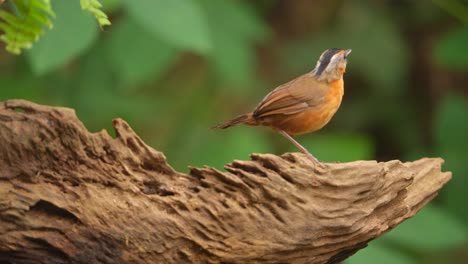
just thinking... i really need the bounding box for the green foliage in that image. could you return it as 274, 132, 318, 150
434, 94, 468, 224
300, 133, 374, 162
0, 0, 110, 55
176, 126, 274, 171
80, 0, 111, 27
27, 0, 98, 75
0, 74, 44, 101
346, 205, 467, 264
347, 242, 416, 264
432, 0, 468, 24
72, 43, 155, 130
201, 0, 270, 87
433, 27, 468, 69
123, 0, 211, 54
384, 205, 467, 250
105, 18, 177, 87
99, 0, 121, 12
0, 0, 55, 54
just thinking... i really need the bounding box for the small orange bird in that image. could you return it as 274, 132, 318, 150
214, 48, 351, 165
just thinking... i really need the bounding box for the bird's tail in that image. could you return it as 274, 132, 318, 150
212, 113, 255, 129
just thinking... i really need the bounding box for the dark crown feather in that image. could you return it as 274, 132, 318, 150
315, 48, 341, 76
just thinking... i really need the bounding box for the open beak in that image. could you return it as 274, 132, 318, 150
344, 49, 352, 58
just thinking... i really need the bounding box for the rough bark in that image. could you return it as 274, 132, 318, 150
0, 99, 451, 264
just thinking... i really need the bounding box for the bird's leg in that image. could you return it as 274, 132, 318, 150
278, 130, 326, 167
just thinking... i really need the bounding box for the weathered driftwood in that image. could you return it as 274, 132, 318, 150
0, 99, 451, 264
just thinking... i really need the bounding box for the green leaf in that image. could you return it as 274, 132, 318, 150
0, 0, 54, 54
100, 0, 122, 12
432, 0, 468, 24
163, 97, 274, 171
300, 133, 374, 162
383, 205, 467, 250
123, 0, 211, 54
434, 94, 468, 224
433, 27, 468, 69
29, 0, 56, 17
201, 0, 269, 87
208, 35, 255, 86
200, 0, 268, 42
27, 1, 98, 75
80, 0, 111, 27
71, 43, 155, 132
105, 18, 178, 87
346, 242, 416, 264
0, 75, 45, 102
183, 127, 274, 171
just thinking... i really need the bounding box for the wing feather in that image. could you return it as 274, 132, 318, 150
253, 74, 327, 118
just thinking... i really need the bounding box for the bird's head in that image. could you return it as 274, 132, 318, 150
312, 48, 352, 82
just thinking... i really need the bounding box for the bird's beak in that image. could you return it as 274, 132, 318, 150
344, 49, 352, 57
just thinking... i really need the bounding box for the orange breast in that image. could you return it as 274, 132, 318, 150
274, 78, 344, 135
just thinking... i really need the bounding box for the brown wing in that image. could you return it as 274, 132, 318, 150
253, 73, 328, 118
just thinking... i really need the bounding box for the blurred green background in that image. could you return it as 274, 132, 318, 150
1, 0, 467, 263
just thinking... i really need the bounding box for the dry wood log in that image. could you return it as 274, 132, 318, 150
0, 99, 451, 264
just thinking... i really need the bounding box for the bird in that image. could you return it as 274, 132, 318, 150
213, 48, 351, 166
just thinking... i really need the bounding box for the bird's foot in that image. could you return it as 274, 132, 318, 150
304, 152, 328, 174
313, 162, 328, 174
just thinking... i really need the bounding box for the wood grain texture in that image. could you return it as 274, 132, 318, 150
0, 99, 451, 264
